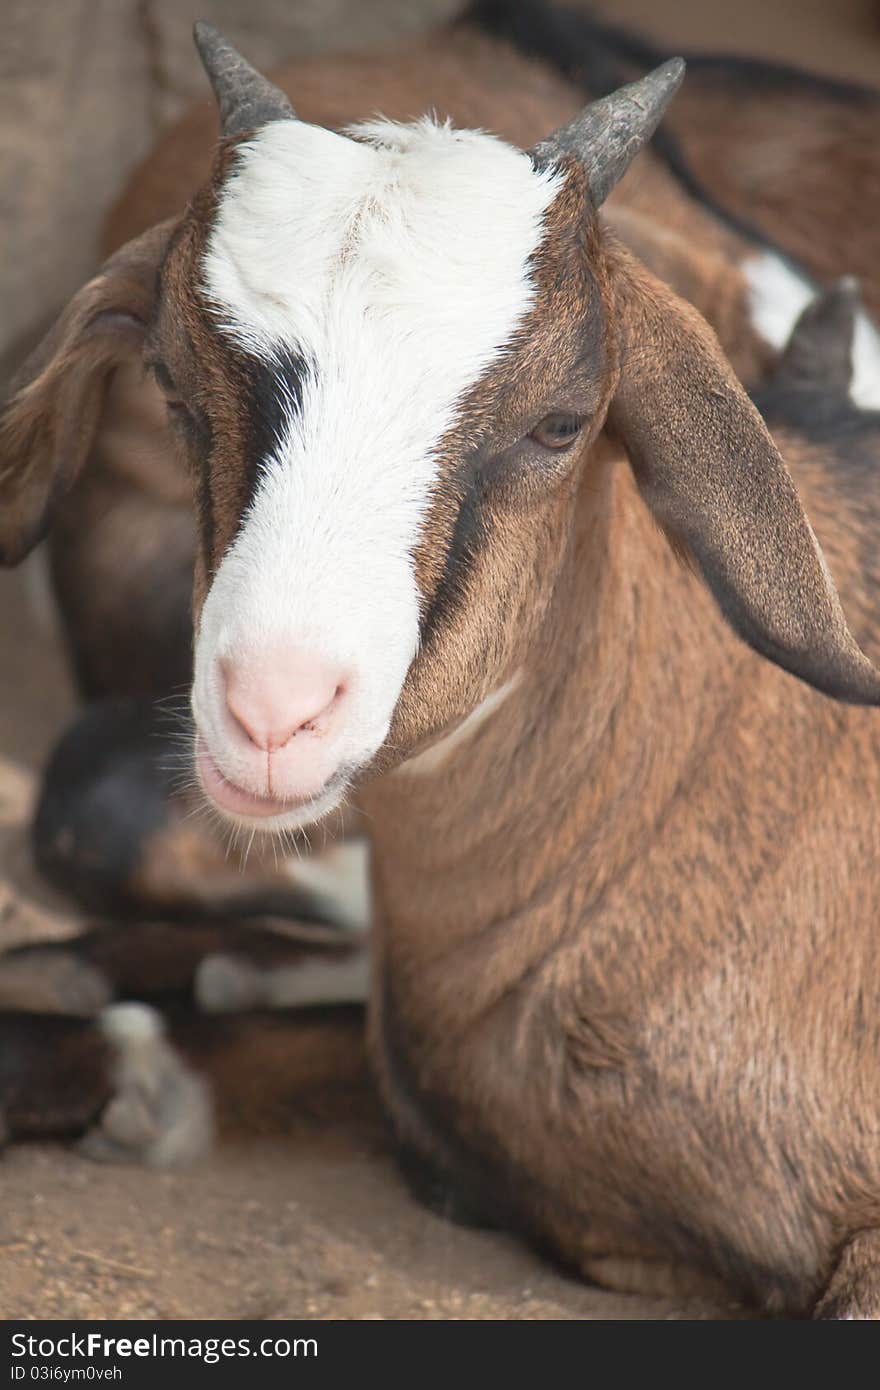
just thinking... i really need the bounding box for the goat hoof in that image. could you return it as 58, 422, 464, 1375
77, 1003, 214, 1167
0, 948, 112, 1016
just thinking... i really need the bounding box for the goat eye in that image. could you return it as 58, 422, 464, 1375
150, 360, 178, 397
529, 412, 585, 450
149, 363, 198, 430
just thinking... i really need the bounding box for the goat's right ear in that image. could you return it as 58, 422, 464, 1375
607, 242, 880, 705
0, 220, 175, 566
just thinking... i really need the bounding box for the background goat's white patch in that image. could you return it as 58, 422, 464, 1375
283, 837, 371, 932
194, 118, 561, 818
196, 948, 370, 1013
745, 250, 880, 409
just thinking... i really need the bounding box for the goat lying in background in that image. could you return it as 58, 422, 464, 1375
2, 3, 880, 1318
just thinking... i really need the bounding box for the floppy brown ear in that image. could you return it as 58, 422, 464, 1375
0, 220, 176, 566
606, 241, 880, 704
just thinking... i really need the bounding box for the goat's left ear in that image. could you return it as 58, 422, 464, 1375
607, 242, 880, 704
0, 220, 175, 566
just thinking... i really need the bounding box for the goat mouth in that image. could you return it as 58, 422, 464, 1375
195, 736, 328, 821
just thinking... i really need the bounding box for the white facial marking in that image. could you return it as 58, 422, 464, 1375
744, 251, 880, 409
398, 669, 523, 777
194, 118, 561, 827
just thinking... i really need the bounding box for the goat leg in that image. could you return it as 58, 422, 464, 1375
0, 995, 374, 1165
0, 1005, 210, 1165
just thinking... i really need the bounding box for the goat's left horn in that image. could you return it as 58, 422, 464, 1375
533, 58, 685, 208
193, 21, 296, 137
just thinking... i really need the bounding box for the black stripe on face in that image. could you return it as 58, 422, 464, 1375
196, 343, 310, 580
419, 469, 486, 650
234, 346, 311, 522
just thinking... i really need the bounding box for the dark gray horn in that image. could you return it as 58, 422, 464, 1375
533, 58, 685, 208
193, 20, 296, 137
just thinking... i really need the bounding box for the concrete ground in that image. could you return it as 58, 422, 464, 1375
1, 0, 878, 1321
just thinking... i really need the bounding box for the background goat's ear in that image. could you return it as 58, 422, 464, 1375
607, 243, 880, 705
0, 220, 175, 566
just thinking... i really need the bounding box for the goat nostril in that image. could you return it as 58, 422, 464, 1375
298, 684, 344, 735
221, 658, 346, 753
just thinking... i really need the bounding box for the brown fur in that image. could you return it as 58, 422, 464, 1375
48, 357, 195, 696
0, 222, 175, 568
814, 1230, 880, 1320
365, 404, 880, 1314
658, 75, 880, 318
3, 20, 880, 1317
603, 203, 774, 386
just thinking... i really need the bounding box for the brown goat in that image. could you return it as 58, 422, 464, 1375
2, 8, 880, 1319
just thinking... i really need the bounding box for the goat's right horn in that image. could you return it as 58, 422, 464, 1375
533, 58, 685, 208
193, 21, 296, 137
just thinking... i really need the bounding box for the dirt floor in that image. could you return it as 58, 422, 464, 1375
1, 0, 879, 1322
